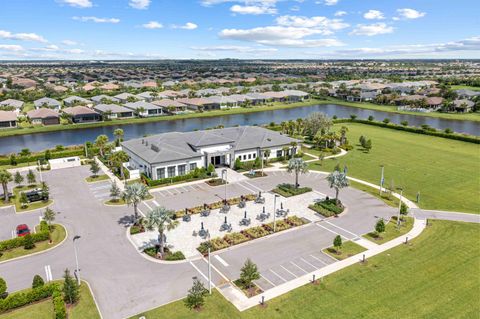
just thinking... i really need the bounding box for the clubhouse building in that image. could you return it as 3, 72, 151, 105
121, 126, 298, 180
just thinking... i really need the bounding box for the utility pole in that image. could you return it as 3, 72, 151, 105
73, 235, 81, 286
397, 188, 403, 227
273, 194, 279, 232
379, 165, 384, 196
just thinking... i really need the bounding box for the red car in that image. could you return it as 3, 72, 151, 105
16, 224, 30, 237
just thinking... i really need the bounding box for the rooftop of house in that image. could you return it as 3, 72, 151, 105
0, 110, 17, 122
27, 108, 59, 119
63, 106, 99, 116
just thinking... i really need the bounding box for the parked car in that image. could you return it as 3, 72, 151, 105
24, 189, 48, 203
16, 224, 30, 237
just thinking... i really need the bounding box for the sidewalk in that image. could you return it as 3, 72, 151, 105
95, 156, 125, 191
220, 217, 427, 311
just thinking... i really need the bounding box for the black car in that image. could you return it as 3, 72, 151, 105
24, 189, 48, 203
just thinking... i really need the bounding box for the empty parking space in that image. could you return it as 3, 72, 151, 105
87, 181, 111, 202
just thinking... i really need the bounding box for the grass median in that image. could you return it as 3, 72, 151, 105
308, 123, 480, 213
129, 219, 480, 319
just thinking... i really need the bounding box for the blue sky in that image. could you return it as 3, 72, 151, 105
0, 0, 479, 60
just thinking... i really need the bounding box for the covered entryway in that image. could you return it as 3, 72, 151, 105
210, 155, 226, 167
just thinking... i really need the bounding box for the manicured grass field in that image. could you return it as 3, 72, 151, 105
307, 123, 480, 213
348, 180, 399, 207
323, 240, 366, 261
0, 224, 66, 262
4, 185, 53, 213
69, 284, 101, 319
451, 85, 480, 91
0, 299, 54, 319
130, 220, 480, 319
364, 216, 414, 244
85, 174, 109, 183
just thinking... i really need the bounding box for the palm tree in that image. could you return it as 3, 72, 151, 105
123, 182, 149, 223
142, 206, 179, 255
339, 126, 348, 145
43, 208, 56, 227
287, 158, 308, 189
114, 128, 124, 143
326, 170, 349, 204
110, 151, 129, 179
0, 170, 13, 203
95, 135, 109, 158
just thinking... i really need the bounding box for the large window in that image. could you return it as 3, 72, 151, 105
167, 166, 176, 177
157, 167, 165, 179
189, 163, 197, 171
276, 150, 283, 157
178, 164, 186, 176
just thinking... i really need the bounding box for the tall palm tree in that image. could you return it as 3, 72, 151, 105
95, 134, 109, 158
0, 170, 13, 203
326, 170, 349, 204
287, 158, 308, 189
110, 151, 129, 179
113, 128, 124, 145
143, 206, 179, 255
123, 182, 149, 223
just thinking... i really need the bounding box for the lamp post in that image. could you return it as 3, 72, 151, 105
273, 194, 280, 233
260, 149, 264, 176
73, 235, 81, 286
379, 165, 384, 196
207, 233, 212, 294
222, 169, 227, 201
396, 187, 403, 227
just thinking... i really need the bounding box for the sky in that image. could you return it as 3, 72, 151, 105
0, 0, 479, 60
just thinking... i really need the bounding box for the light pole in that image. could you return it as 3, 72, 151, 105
260, 149, 264, 176
273, 194, 279, 233
38, 160, 43, 183
73, 235, 81, 286
379, 165, 384, 196
222, 169, 227, 201
207, 234, 212, 294
396, 187, 403, 227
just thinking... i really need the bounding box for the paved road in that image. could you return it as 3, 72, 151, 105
1, 167, 476, 318
412, 209, 480, 223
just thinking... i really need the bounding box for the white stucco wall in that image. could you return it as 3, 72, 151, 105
151, 157, 203, 180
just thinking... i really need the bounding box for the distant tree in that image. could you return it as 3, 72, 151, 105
263, 149, 271, 165
40, 182, 49, 200
142, 206, 179, 255
207, 163, 215, 176
63, 269, 79, 304
20, 192, 29, 208
43, 208, 56, 227
375, 219, 386, 235
339, 126, 348, 145
110, 181, 121, 202
239, 259, 260, 289
287, 158, 308, 189
32, 275, 45, 289
44, 149, 52, 160
26, 169, 36, 185
383, 118, 390, 124
184, 278, 208, 310
367, 115, 374, 121
19, 148, 31, 159
14, 171, 24, 187
95, 134, 109, 157
114, 128, 124, 146
234, 157, 242, 170
333, 235, 342, 252
400, 203, 409, 220
123, 182, 149, 223
0, 170, 13, 202
444, 128, 453, 134
90, 161, 100, 177
304, 112, 332, 138
9, 154, 17, 166
364, 139, 372, 153
350, 114, 357, 120
326, 170, 349, 205
400, 120, 409, 127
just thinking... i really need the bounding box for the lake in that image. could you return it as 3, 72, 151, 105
0, 103, 478, 154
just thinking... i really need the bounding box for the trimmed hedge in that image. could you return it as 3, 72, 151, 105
0, 283, 59, 313
0, 147, 95, 166
53, 289, 66, 319
141, 167, 210, 187
0, 221, 50, 252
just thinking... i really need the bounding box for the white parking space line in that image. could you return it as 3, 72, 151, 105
314, 223, 344, 237
11, 230, 15, 238
189, 261, 215, 287
268, 269, 287, 282
254, 280, 269, 292
300, 257, 318, 270
90, 185, 110, 191
324, 221, 359, 238
309, 254, 328, 265
137, 207, 146, 217
156, 192, 166, 197
290, 260, 308, 274
152, 200, 160, 207
214, 255, 229, 267
44, 265, 52, 282
260, 274, 276, 287
200, 258, 230, 282
187, 185, 197, 191
243, 181, 263, 192
143, 202, 152, 210
238, 182, 258, 194
280, 265, 299, 277
181, 187, 189, 193
165, 190, 175, 196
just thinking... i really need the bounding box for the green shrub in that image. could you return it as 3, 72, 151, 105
0, 283, 59, 313
0, 278, 6, 299
224, 232, 249, 245
32, 275, 45, 289
142, 168, 209, 187
23, 234, 35, 250
244, 226, 270, 239
0, 231, 50, 252
52, 289, 66, 319
165, 251, 186, 261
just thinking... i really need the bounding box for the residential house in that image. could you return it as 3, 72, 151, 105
114, 93, 141, 103
124, 101, 163, 117
27, 108, 60, 125
94, 104, 134, 119
91, 95, 120, 105
63, 106, 101, 123
0, 99, 24, 114
453, 99, 474, 112
151, 99, 188, 114
206, 96, 239, 109
0, 110, 17, 128
177, 98, 217, 111
121, 126, 298, 180
426, 97, 443, 108
63, 96, 91, 107
136, 91, 158, 102
34, 97, 61, 110
455, 89, 480, 99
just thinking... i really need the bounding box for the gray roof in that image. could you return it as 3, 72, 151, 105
0, 99, 24, 108
63, 96, 91, 104
124, 101, 161, 111
455, 89, 480, 97
34, 97, 61, 107
91, 95, 120, 103
122, 126, 297, 164
94, 104, 133, 113
114, 93, 138, 100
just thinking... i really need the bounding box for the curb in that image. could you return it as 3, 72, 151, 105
82, 279, 104, 319
0, 223, 68, 265
14, 200, 55, 215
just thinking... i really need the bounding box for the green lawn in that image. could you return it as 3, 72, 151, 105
0, 282, 100, 319
364, 216, 414, 244
85, 174, 109, 183
307, 123, 480, 213
451, 85, 480, 91
0, 224, 66, 262
6, 185, 53, 213
130, 220, 480, 319
323, 240, 366, 261
348, 180, 399, 207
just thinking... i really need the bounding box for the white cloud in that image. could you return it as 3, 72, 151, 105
364, 10, 384, 20
0, 30, 48, 43
129, 0, 151, 9
142, 21, 163, 29
58, 0, 93, 8
73, 16, 120, 23
230, 5, 277, 15
62, 40, 78, 46
191, 45, 278, 53
172, 22, 198, 30
350, 23, 393, 36
0, 44, 24, 52
276, 15, 349, 32
334, 11, 347, 17
396, 8, 426, 20
324, 0, 338, 6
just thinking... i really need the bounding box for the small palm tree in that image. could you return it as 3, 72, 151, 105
287, 158, 308, 189
326, 170, 349, 204
110, 151, 129, 179
95, 135, 109, 158
123, 182, 149, 223
0, 170, 13, 203
113, 128, 124, 145
142, 206, 179, 255
43, 208, 56, 228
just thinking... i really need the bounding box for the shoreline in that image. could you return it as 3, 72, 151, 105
0, 98, 478, 139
